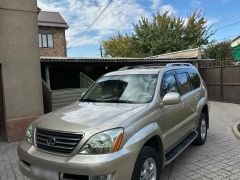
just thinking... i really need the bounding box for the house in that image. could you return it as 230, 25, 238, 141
0, 0, 43, 141
38, 11, 69, 57
231, 36, 240, 60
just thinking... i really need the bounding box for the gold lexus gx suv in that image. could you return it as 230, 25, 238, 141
18, 63, 209, 180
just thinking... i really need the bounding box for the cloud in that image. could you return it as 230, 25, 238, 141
160, 5, 176, 14
206, 18, 219, 27
151, 0, 162, 9
37, 0, 151, 47
191, 0, 201, 8
38, 0, 177, 47
181, 17, 219, 28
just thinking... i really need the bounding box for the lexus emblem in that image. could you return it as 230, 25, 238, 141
47, 137, 56, 146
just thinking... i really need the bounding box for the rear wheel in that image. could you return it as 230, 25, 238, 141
131, 146, 160, 180
193, 113, 208, 145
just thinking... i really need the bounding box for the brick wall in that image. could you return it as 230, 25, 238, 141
39, 26, 67, 57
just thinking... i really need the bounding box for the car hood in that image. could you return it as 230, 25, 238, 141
36, 102, 147, 133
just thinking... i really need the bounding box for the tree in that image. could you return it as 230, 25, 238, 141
102, 10, 214, 57
102, 33, 140, 57
202, 41, 233, 59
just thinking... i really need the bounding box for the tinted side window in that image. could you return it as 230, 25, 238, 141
161, 74, 179, 97
176, 73, 192, 95
188, 71, 201, 89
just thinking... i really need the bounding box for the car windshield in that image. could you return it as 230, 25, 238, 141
80, 74, 158, 104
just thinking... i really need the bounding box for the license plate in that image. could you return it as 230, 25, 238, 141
30, 166, 59, 180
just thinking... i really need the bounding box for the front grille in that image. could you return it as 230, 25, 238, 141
36, 128, 83, 155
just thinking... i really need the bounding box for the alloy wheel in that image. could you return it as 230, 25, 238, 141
140, 157, 157, 180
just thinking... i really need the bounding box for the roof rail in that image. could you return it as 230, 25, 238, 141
118, 66, 134, 71
118, 63, 194, 71
118, 64, 165, 71
166, 63, 194, 67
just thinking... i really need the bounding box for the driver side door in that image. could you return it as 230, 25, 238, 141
157, 71, 184, 151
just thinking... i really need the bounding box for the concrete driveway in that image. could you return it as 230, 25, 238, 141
0, 101, 240, 180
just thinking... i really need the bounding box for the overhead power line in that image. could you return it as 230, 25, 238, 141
68, 0, 114, 48
76, 0, 113, 37
216, 21, 240, 31
212, 12, 240, 27
92, 1, 118, 31
217, 34, 239, 42
68, 0, 114, 49
83, 0, 113, 35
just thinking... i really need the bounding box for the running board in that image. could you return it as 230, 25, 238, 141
164, 131, 198, 165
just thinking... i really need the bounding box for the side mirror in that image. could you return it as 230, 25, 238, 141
162, 92, 181, 106
81, 92, 86, 98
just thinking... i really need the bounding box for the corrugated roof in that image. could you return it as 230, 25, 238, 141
38, 11, 68, 29
148, 48, 201, 59
40, 56, 203, 63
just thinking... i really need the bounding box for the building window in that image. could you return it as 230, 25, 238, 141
39, 33, 53, 48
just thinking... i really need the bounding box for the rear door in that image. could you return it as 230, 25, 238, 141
187, 68, 203, 129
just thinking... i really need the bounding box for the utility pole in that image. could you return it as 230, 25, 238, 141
100, 44, 103, 57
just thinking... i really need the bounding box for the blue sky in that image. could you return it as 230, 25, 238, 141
38, 0, 240, 57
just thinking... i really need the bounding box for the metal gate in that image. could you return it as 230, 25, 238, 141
200, 63, 240, 104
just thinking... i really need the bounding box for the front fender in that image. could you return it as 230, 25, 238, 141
123, 122, 165, 168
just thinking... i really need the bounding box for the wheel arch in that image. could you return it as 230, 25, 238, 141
196, 97, 209, 128
144, 135, 164, 170
201, 104, 209, 129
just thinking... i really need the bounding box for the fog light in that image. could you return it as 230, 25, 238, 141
91, 173, 115, 180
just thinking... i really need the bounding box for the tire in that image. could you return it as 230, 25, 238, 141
193, 113, 208, 145
131, 146, 160, 180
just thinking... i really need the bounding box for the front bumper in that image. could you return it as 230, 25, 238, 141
18, 141, 138, 180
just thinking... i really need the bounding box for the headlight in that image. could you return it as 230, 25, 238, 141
79, 128, 124, 154
25, 124, 33, 144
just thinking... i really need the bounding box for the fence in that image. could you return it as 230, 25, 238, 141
42, 81, 88, 112
80, 72, 95, 88
42, 72, 95, 113
199, 60, 240, 104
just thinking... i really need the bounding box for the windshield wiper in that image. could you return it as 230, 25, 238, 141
103, 100, 137, 104
80, 99, 137, 104
80, 99, 99, 102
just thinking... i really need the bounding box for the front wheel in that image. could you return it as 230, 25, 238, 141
193, 113, 208, 145
131, 146, 160, 180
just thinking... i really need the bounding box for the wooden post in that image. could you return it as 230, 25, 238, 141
44, 65, 51, 88
100, 45, 103, 57
220, 62, 223, 101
